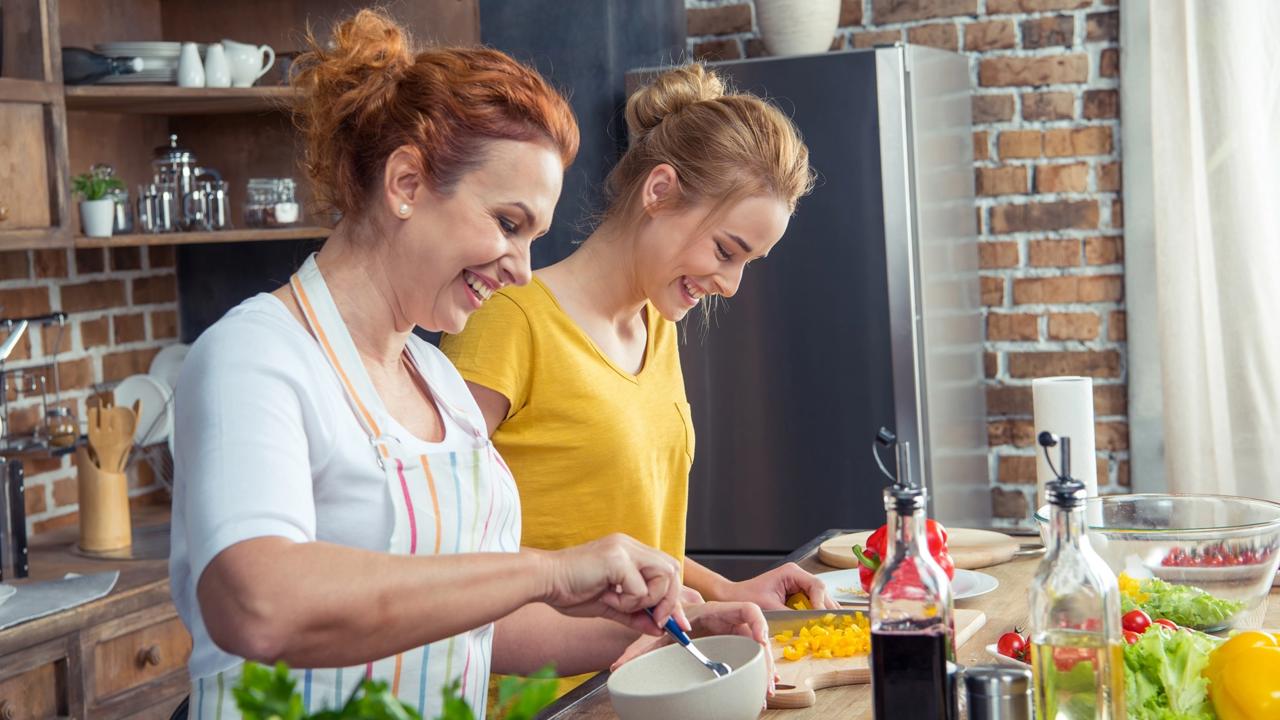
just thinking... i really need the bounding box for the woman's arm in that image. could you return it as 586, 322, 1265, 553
467, 380, 511, 437
491, 605, 637, 676
683, 557, 733, 600
199, 533, 686, 669
491, 600, 772, 679
683, 557, 839, 611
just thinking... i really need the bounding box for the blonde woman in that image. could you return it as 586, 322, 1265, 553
441, 65, 831, 613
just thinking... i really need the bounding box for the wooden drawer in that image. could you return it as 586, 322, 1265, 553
0, 637, 76, 720
84, 606, 191, 716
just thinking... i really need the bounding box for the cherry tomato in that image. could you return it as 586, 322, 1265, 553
1152, 618, 1179, 632
1123, 630, 1141, 645
1122, 609, 1152, 634
1053, 646, 1092, 672
997, 631, 1027, 660
1080, 618, 1102, 632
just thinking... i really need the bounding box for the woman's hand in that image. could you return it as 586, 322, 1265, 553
610, 601, 777, 694
538, 533, 688, 636
716, 562, 840, 611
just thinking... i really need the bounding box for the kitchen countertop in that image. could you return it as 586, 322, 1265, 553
0, 505, 171, 656
537, 529, 1280, 720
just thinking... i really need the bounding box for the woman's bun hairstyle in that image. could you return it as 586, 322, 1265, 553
624, 64, 725, 143
292, 9, 579, 218
603, 63, 814, 227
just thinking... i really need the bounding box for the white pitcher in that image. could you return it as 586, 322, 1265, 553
204, 43, 231, 88
221, 39, 275, 88
177, 42, 205, 88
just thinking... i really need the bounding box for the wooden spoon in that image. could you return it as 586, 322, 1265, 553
90, 401, 139, 473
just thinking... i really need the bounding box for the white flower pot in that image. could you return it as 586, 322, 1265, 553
80, 199, 115, 238
756, 0, 841, 57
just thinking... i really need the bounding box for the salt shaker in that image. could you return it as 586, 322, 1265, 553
963, 666, 1032, 720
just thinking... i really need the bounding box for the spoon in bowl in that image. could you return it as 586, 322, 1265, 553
645, 608, 732, 679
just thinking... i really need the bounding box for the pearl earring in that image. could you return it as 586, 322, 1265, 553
399, 203, 410, 216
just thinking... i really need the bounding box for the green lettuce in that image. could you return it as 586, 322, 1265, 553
1122, 577, 1244, 629
1122, 626, 1221, 719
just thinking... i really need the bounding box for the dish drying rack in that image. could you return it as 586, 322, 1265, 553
0, 313, 80, 458
124, 396, 175, 492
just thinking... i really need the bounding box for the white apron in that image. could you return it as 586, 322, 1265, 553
190, 254, 521, 718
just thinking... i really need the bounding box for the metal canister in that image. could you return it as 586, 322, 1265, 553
963, 666, 1032, 720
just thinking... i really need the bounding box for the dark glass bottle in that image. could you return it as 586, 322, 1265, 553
61, 48, 142, 85
870, 480, 957, 720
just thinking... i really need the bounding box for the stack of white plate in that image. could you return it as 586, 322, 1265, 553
94, 41, 191, 84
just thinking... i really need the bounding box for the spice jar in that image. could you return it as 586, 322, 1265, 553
244, 178, 299, 227
44, 407, 78, 449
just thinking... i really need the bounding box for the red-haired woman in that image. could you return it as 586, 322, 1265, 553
168, 11, 766, 718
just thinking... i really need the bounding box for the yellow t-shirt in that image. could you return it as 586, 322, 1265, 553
440, 276, 694, 563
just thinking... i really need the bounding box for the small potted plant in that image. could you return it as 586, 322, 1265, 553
72, 165, 124, 238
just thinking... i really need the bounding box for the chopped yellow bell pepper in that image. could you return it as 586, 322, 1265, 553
1205, 631, 1280, 720
786, 592, 811, 610
774, 612, 871, 662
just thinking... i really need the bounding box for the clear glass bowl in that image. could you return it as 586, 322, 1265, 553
1034, 493, 1280, 630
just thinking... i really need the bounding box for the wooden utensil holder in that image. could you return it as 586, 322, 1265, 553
75, 447, 132, 552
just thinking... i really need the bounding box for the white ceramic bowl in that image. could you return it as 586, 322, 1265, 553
608, 635, 767, 720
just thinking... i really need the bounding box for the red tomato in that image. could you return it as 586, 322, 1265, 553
1080, 618, 1102, 632
1123, 630, 1141, 645
1052, 647, 1092, 672
1152, 618, 1179, 632
997, 631, 1027, 660
1122, 609, 1152, 634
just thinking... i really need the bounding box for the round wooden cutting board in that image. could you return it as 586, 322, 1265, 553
818, 528, 1021, 571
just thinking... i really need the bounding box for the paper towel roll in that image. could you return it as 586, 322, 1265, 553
1033, 376, 1097, 510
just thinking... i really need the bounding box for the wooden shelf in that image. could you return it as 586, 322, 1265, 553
74, 226, 330, 248
64, 86, 294, 114
0, 78, 61, 105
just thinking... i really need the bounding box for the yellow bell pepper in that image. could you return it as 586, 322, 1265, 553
1205, 631, 1280, 719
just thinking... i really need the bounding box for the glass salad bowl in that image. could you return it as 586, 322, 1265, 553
1034, 493, 1280, 631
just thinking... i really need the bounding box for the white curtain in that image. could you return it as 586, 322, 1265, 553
1132, 0, 1280, 499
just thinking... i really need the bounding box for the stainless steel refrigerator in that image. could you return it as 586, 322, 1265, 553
647, 45, 989, 578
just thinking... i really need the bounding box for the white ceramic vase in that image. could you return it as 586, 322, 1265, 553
80, 199, 115, 238
177, 42, 205, 88
756, 0, 841, 56
203, 43, 231, 88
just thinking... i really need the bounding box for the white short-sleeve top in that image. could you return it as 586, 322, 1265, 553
168, 293, 501, 680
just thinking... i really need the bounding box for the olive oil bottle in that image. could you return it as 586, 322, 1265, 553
1029, 433, 1125, 719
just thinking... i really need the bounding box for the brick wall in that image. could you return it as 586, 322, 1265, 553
4, 247, 178, 535
686, 0, 1126, 526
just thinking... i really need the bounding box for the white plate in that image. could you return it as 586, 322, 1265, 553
817, 568, 1000, 604
0, 584, 14, 607
95, 41, 182, 52
985, 643, 1031, 669
114, 374, 173, 446
148, 343, 190, 391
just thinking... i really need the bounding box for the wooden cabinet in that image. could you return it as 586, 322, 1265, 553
0, 511, 188, 719
1, 0, 478, 251
0, 0, 72, 248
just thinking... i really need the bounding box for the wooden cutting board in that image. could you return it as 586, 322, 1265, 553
818, 528, 1020, 571
766, 608, 987, 710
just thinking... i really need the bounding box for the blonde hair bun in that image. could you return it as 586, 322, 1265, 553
625, 64, 726, 141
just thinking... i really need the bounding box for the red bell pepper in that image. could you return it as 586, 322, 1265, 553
852, 519, 955, 592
